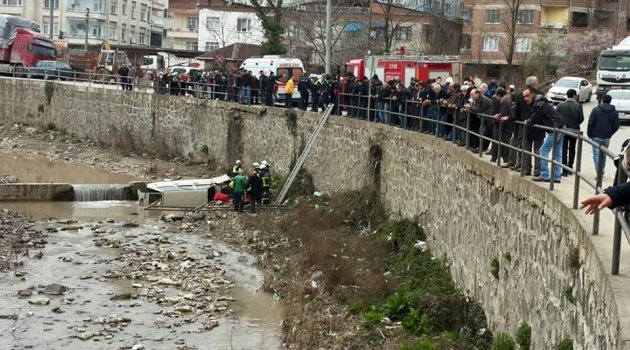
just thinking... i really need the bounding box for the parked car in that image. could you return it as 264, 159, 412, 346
607, 89, 630, 122
546, 77, 593, 104
27, 61, 76, 80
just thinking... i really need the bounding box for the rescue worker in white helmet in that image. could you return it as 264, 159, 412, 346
231, 160, 242, 178
252, 162, 260, 171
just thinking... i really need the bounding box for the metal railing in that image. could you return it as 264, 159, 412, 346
3, 70, 628, 273
335, 91, 630, 275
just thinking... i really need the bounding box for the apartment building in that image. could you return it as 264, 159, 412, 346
163, 0, 199, 50
198, 5, 263, 52
460, 0, 627, 78
0, 0, 165, 47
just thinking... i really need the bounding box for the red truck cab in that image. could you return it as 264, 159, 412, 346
0, 28, 56, 71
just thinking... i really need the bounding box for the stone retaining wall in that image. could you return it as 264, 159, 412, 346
1, 78, 628, 349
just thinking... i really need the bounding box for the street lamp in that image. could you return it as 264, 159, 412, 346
85, 8, 90, 50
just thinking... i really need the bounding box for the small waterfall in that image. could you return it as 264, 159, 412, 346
72, 184, 130, 202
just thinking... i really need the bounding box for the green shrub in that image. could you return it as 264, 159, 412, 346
503, 252, 512, 263
384, 289, 415, 321
569, 247, 580, 269
491, 333, 516, 350
401, 309, 432, 335
555, 338, 573, 350
364, 308, 385, 325
515, 322, 532, 350
491, 258, 500, 280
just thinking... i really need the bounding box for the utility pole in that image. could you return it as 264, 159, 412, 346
324, 0, 331, 74
48, 0, 54, 40
85, 8, 90, 50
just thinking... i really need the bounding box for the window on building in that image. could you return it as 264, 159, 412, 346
485, 9, 500, 24
1, 0, 22, 5
109, 25, 117, 40
460, 34, 471, 51
129, 29, 135, 43
43, 0, 59, 9
187, 17, 198, 31
205, 41, 219, 51
571, 12, 588, 27
164, 9, 173, 18
93, 1, 102, 12
42, 22, 59, 35
515, 37, 532, 52
483, 36, 499, 52
139, 30, 145, 44
92, 25, 102, 38
110, 0, 117, 14
131, 1, 136, 19
237, 18, 251, 32
140, 4, 147, 21
186, 41, 198, 51
394, 26, 412, 41
122, 0, 127, 15
121, 25, 127, 42
424, 25, 433, 42
517, 9, 534, 24
206, 16, 220, 31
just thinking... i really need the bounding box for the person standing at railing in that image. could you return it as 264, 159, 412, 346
264, 71, 276, 106
311, 76, 322, 113
298, 73, 311, 111
492, 87, 512, 163
513, 76, 545, 177
478, 83, 493, 152
556, 89, 584, 176
118, 64, 129, 91
464, 88, 493, 151
321, 75, 330, 111
587, 94, 620, 176
251, 72, 260, 105
258, 70, 267, 105
423, 83, 448, 134
446, 82, 461, 142
581, 182, 630, 214
522, 87, 566, 183
284, 74, 295, 108
374, 80, 386, 123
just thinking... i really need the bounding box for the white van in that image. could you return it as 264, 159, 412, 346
240, 55, 305, 102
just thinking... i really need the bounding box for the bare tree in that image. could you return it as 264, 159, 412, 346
372, 0, 422, 53
497, 0, 525, 79
201, 11, 241, 49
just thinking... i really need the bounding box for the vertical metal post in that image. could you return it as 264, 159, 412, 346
549, 129, 558, 191
520, 123, 527, 177
325, 0, 331, 75
572, 131, 583, 209
435, 105, 440, 136
497, 120, 503, 166
593, 143, 606, 235
611, 155, 627, 274
419, 101, 424, 132
85, 8, 90, 51
49, 0, 54, 40
465, 111, 471, 149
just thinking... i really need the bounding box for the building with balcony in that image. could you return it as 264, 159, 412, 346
0, 0, 159, 48
460, 0, 628, 79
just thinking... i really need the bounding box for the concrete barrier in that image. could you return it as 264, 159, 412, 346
0, 183, 74, 201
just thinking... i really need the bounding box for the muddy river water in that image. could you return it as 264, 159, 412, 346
0, 153, 283, 350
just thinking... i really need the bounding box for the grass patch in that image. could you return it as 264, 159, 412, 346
44, 81, 54, 105
556, 338, 573, 350
503, 252, 512, 263
491, 333, 516, 350
515, 322, 532, 350
569, 246, 580, 269
491, 258, 500, 280
285, 108, 297, 137
564, 287, 576, 304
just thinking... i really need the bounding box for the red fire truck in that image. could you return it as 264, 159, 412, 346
345, 55, 462, 86
0, 15, 57, 75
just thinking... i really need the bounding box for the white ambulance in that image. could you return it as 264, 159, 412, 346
240, 55, 305, 102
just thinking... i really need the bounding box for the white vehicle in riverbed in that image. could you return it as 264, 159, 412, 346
138, 175, 231, 209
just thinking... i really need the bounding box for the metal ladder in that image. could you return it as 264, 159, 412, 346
274, 104, 334, 205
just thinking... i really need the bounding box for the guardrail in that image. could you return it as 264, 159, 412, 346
336, 91, 630, 275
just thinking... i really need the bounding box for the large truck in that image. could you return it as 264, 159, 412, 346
596, 36, 630, 100
0, 14, 57, 75
345, 55, 462, 86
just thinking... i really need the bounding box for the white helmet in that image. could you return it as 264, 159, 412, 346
261, 160, 269, 166
235, 160, 241, 165
253, 162, 260, 168
259, 164, 267, 170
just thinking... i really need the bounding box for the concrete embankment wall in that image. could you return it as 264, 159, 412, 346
0, 78, 628, 349
0, 184, 74, 201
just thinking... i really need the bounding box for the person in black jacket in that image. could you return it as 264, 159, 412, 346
523, 88, 566, 183
265, 71, 276, 106
513, 76, 545, 176
556, 89, 584, 176
587, 94, 620, 175
581, 182, 630, 214
247, 170, 263, 213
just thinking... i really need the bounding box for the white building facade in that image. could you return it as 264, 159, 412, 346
0, 0, 164, 47
198, 7, 263, 53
